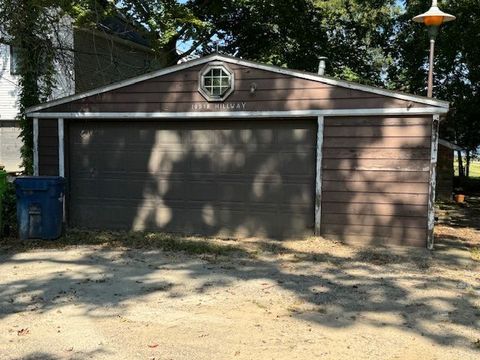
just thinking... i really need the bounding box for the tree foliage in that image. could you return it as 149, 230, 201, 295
0, 0, 67, 173
188, 0, 398, 85
0, 0, 478, 175
390, 0, 480, 176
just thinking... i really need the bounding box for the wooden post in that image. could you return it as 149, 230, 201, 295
315, 116, 324, 235
427, 114, 440, 249
33, 118, 39, 176
57, 118, 66, 224
58, 118, 65, 177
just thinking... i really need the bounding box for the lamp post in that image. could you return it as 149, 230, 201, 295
413, 0, 455, 98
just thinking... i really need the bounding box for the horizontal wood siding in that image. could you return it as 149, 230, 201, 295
320, 116, 431, 247
38, 119, 59, 176
45, 62, 429, 114
0, 120, 22, 172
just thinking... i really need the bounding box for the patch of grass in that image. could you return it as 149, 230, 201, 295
356, 248, 430, 269
469, 161, 480, 178
471, 247, 480, 262
290, 252, 345, 267
473, 338, 480, 350
357, 249, 403, 266
0, 229, 246, 257
455, 160, 480, 178
1, 181, 17, 237
258, 241, 288, 255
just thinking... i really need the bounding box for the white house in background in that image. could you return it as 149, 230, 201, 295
0, 16, 159, 172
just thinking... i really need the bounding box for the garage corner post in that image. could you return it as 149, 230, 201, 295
315, 115, 324, 235
427, 114, 440, 249
33, 118, 39, 176
58, 118, 65, 177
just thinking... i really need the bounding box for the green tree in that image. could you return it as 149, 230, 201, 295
0, 0, 68, 173
113, 0, 209, 66
0, 0, 201, 172
190, 0, 399, 84
389, 0, 480, 177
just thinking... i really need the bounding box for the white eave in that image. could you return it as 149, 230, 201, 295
26, 53, 450, 115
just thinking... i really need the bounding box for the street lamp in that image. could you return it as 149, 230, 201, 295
413, 0, 455, 98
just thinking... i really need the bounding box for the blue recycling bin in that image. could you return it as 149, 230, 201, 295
14, 177, 65, 240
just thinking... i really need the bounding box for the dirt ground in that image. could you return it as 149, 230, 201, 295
0, 202, 479, 360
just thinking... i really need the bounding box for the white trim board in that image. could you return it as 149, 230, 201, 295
58, 118, 65, 177
26, 54, 449, 114
315, 116, 324, 235
427, 114, 440, 250
33, 118, 39, 176
27, 107, 448, 119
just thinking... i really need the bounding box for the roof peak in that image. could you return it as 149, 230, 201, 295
26, 53, 449, 114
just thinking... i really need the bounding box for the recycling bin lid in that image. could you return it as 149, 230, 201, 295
15, 176, 65, 183
14, 176, 65, 191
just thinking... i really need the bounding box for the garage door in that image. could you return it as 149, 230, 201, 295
68, 119, 316, 238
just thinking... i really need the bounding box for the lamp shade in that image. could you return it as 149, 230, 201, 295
413, 5, 456, 26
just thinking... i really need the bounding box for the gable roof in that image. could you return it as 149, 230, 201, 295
26, 53, 449, 114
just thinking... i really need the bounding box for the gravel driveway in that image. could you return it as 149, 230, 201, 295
0, 229, 479, 360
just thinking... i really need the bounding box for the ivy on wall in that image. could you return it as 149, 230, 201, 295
1, 1, 58, 174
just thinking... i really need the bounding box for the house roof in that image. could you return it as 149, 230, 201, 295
98, 15, 150, 48
26, 53, 450, 114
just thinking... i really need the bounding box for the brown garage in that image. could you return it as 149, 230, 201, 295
26, 54, 449, 247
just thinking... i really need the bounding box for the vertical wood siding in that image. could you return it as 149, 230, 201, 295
38, 119, 59, 176
320, 116, 432, 247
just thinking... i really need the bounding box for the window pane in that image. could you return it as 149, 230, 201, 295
201, 66, 232, 99
10, 46, 20, 75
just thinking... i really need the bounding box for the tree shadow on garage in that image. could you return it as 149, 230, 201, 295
320, 116, 433, 247
129, 118, 316, 239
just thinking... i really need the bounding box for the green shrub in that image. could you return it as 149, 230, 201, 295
1, 182, 17, 237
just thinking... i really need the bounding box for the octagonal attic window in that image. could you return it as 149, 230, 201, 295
199, 64, 234, 101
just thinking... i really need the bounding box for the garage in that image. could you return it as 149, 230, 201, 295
26, 53, 449, 247
68, 119, 316, 238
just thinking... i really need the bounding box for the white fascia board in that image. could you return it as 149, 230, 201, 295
219, 55, 450, 109
27, 107, 449, 119
25, 53, 449, 114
